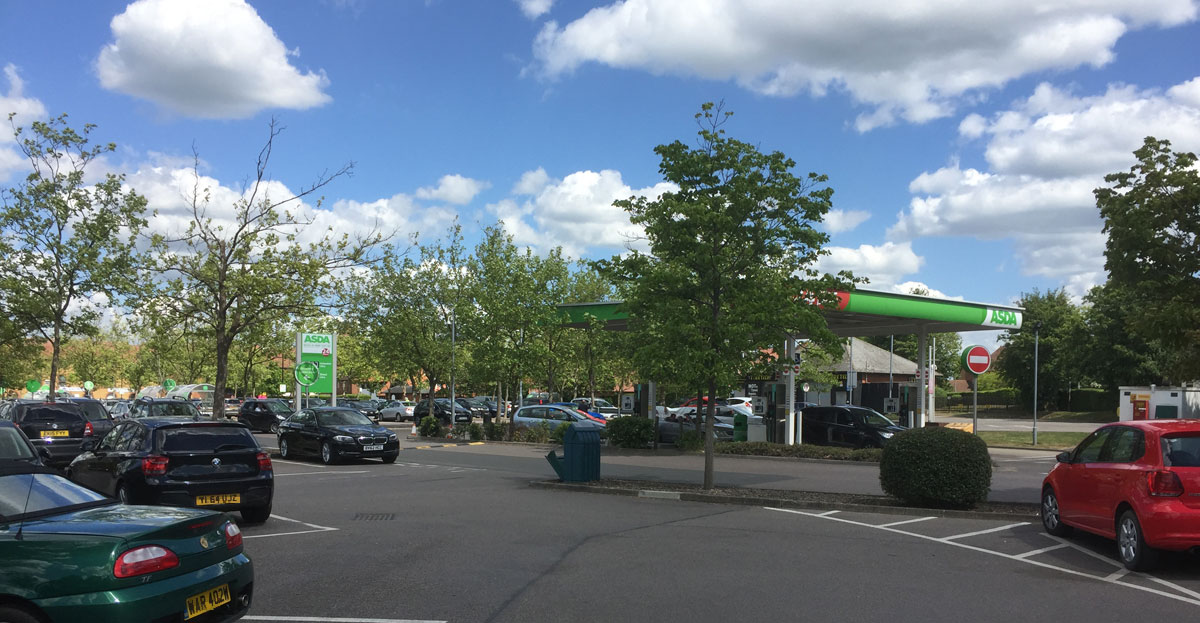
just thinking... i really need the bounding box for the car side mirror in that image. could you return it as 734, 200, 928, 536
1056, 452, 1071, 463
38, 447, 52, 460
79, 438, 97, 453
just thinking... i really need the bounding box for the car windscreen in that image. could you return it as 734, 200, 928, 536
148, 402, 202, 418
856, 410, 897, 428
75, 402, 111, 422
592, 399, 614, 408
158, 426, 258, 452
1161, 433, 1200, 467
317, 410, 373, 427
0, 472, 109, 519
0, 428, 35, 460
19, 405, 84, 425
266, 401, 293, 415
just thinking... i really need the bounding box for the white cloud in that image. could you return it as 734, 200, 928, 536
512, 167, 550, 195
0, 64, 47, 181
415, 174, 491, 205
822, 209, 870, 234
515, 0, 554, 19
816, 241, 923, 289
891, 281, 963, 301
891, 76, 1200, 298
487, 168, 676, 257
96, 0, 331, 119
531, 0, 1196, 130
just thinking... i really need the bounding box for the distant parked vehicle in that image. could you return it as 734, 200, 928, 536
673, 405, 762, 426
62, 397, 118, 439
238, 398, 295, 433
412, 399, 472, 424
6, 400, 91, 467
277, 407, 399, 465
571, 397, 619, 416
656, 412, 734, 444
512, 404, 602, 430
380, 400, 416, 422
801, 406, 904, 449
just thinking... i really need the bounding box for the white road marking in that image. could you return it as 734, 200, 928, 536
638, 490, 681, 500
244, 617, 445, 623
268, 514, 337, 532
1104, 568, 1131, 581
275, 470, 369, 477
273, 459, 325, 468
1014, 543, 1069, 559
940, 522, 1028, 541
244, 528, 338, 540
815, 510, 840, 517
767, 507, 1200, 607
1144, 575, 1200, 601
878, 516, 937, 528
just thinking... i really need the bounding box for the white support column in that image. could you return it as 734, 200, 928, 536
916, 326, 927, 427
785, 337, 796, 446
331, 332, 338, 407
294, 332, 302, 412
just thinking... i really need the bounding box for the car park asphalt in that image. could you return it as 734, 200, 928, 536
233, 432, 1199, 622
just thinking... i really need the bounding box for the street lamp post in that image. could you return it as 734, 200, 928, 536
1032, 321, 1042, 446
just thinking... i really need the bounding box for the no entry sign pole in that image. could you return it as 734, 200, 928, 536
960, 346, 992, 435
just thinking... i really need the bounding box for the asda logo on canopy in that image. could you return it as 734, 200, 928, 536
983, 309, 1021, 328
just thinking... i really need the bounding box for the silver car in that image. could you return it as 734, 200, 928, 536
380, 400, 416, 422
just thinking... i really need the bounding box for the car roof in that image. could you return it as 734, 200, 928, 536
130, 417, 251, 429
1103, 420, 1200, 434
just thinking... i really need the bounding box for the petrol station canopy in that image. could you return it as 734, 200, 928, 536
558, 288, 1024, 337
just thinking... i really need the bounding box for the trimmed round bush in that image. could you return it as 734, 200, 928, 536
606, 416, 656, 449
418, 415, 443, 438
879, 426, 992, 509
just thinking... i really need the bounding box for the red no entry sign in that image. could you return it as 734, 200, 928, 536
961, 345, 991, 375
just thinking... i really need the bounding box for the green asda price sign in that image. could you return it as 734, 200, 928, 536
295, 333, 335, 394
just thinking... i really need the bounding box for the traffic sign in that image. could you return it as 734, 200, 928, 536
295, 361, 321, 386
83, 381, 94, 391
961, 345, 991, 375
25, 380, 39, 393
163, 379, 177, 392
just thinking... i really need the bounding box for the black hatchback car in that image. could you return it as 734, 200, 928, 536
412, 398, 472, 424
801, 405, 906, 449
4, 400, 90, 467
62, 397, 117, 439
277, 407, 399, 465
67, 418, 274, 523
237, 398, 295, 433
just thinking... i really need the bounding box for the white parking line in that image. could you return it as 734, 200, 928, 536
878, 516, 937, 528
244, 617, 446, 622
1013, 543, 1069, 559
815, 510, 841, 517
766, 507, 1200, 607
275, 470, 369, 477
940, 522, 1028, 541
270, 513, 336, 531
273, 459, 325, 468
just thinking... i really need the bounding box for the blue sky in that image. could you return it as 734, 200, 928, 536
2, 0, 1199, 321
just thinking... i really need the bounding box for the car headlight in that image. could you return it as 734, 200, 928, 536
880, 431, 894, 439
387, 433, 397, 440
333, 435, 354, 443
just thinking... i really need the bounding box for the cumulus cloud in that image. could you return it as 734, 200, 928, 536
890, 77, 1200, 297
0, 64, 47, 181
515, 0, 554, 19
96, 0, 331, 119
415, 174, 491, 205
815, 241, 923, 289
822, 209, 870, 234
487, 168, 676, 257
530, 0, 1196, 130
891, 281, 963, 301
512, 167, 550, 195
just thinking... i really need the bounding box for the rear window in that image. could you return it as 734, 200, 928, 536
157, 426, 258, 452
146, 402, 201, 418
1161, 434, 1200, 467
75, 402, 111, 422
19, 405, 84, 424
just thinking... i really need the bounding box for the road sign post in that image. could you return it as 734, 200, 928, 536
295, 361, 321, 409
960, 346, 991, 435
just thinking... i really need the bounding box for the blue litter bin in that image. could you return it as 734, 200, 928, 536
546, 420, 602, 482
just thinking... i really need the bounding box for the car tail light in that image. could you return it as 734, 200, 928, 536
84, 421, 94, 436
224, 521, 243, 549
256, 451, 272, 472
142, 455, 169, 477
1148, 470, 1184, 497
113, 545, 179, 578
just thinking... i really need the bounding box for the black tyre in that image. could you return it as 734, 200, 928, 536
241, 505, 272, 524
1117, 509, 1158, 571
381, 453, 398, 464
0, 604, 43, 623
1040, 487, 1073, 536
321, 442, 339, 465
279, 437, 291, 459
269, 421, 280, 434
117, 483, 133, 505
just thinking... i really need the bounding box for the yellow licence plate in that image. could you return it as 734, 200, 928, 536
39, 430, 70, 437
195, 493, 241, 506
185, 583, 231, 620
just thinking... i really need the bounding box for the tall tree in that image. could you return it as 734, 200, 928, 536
1080, 283, 1166, 391
995, 289, 1086, 411
1095, 136, 1200, 381
597, 102, 852, 489
0, 114, 147, 399
61, 329, 135, 388
146, 120, 386, 418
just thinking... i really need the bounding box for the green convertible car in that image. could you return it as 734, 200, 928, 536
0, 463, 253, 622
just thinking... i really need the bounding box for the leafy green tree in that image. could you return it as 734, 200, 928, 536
62, 329, 135, 388
1079, 283, 1166, 391
863, 287, 962, 386
597, 102, 852, 489
146, 121, 385, 418
995, 289, 1086, 411
0, 114, 148, 399
0, 319, 44, 392
1095, 137, 1200, 381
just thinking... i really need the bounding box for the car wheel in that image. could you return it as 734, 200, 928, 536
321, 442, 338, 465
279, 437, 291, 459
269, 421, 280, 434
382, 453, 398, 464
0, 604, 43, 623
1040, 487, 1072, 536
241, 505, 272, 524
117, 483, 133, 505
1117, 509, 1158, 571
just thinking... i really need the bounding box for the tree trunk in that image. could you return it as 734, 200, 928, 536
48, 322, 62, 402
704, 376, 716, 490
212, 334, 232, 420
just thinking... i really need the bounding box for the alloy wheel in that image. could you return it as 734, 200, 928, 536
1118, 515, 1139, 563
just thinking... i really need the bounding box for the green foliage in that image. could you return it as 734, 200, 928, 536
1067, 388, 1117, 412
974, 372, 1007, 391
450, 423, 469, 439
516, 422, 552, 444
467, 422, 484, 442
418, 415, 443, 438
483, 421, 507, 441
0, 114, 148, 398
676, 430, 704, 452
605, 416, 656, 449
714, 441, 882, 462
1096, 137, 1200, 382
995, 289, 1086, 411
949, 388, 1017, 407
595, 102, 853, 487
61, 331, 135, 387
879, 427, 992, 509
550, 422, 571, 444
1080, 283, 1167, 391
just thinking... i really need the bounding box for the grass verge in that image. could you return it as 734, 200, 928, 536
941, 408, 1115, 423
715, 441, 882, 462
977, 431, 1086, 451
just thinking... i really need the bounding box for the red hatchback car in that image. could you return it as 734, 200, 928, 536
1041, 420, 1200, 570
